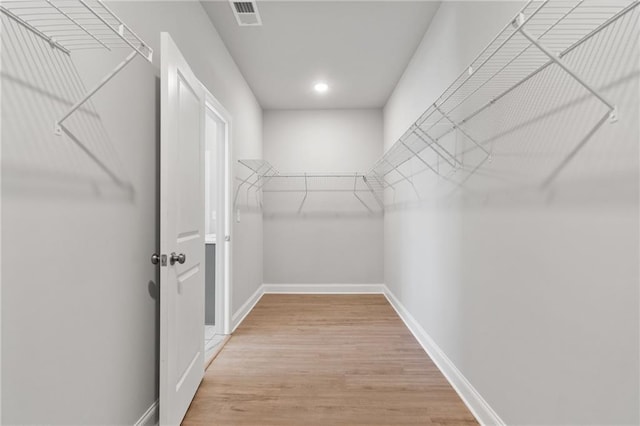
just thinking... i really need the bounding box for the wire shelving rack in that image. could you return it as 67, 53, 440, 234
0, 0, 153, 134
367, 0, 639, 190
235, 160, 383, 213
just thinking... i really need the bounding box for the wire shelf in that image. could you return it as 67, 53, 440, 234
369, 0, 639, 187
236, 161, 383, 212
0, 0, 153, 134
0, 0, 152, 59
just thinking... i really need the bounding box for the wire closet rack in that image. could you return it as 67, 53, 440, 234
0, 0, 153, 135
367, 0, 639, 190
236, 160, 384, 213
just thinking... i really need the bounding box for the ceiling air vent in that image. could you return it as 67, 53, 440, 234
230, 0, 262, 26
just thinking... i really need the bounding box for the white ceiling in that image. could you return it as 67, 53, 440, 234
201, 1, 441, 110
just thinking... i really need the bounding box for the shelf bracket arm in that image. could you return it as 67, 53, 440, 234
383, 159, 411, 187
234, 169, 259, 208
246, 165, 272, 191
513, 13, 618, 123
385, 157, 420, 198
413, 125, 461, 168
362, 175, 384, 210
433, 104, 492, 158
401, 140, 440, 176
55, 49, 138, 135
353, 174, 375, 213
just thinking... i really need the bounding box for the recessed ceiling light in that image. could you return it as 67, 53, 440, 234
314, 82, 329, 93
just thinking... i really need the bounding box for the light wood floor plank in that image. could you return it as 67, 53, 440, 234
182, 294, 478, 425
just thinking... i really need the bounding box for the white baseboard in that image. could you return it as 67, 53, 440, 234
134, 400, 158, 426
383, 287, 504, 426
263, 283, 386, 294
231, 284, 264, 332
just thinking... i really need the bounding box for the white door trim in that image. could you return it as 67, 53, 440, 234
203, 89, 233, 335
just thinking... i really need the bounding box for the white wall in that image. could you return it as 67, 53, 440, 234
1, 1, 262, 423
263, 109, 383, 284
383, 2, 639, 425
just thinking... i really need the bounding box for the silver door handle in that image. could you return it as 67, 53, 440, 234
170, 252, 186, 265
151, 253, 160, 265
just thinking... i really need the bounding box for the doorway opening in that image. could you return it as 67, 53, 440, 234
203, 91, 232, 364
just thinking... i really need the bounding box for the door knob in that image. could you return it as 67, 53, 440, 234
170, 252, 186, 265
151, 253, 160, 265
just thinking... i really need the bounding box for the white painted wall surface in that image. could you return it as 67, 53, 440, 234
263, 109, 383, 284
1, 1, 262, 423
383, 2, 639, 425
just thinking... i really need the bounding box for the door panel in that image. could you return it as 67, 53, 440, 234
160, 32, 205, 425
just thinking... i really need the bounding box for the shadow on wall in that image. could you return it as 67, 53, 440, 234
1, 14, 135, 202
383, 6, 639, 210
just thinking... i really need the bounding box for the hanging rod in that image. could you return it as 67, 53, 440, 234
0, 0, 153, 135
369, 0, 639, 188
236, 160, 382, 212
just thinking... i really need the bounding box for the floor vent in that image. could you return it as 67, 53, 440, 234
230, 0, 262, 26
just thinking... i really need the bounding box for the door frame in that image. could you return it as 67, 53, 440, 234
203, 88, 233, 335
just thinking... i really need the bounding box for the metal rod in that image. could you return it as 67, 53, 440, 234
353, 174, 374, 213
44, 0, 111, 51
245, 165, 272, 190
401, 141, 440, 176
362, 176, 384, 209
0, 6, 70, 55
263, 189, 373, 193
380, 174, 396, 190
514, 13, 616, 117
385, 158, 420, 198
269, 173, 366, 178
55, 49, 138, 134
433, 104, 491, 156
412, 125, 459, 168
233, 170, 258, 207
254, 170, 278, 191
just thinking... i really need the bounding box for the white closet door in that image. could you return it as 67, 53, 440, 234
159, 32, 206, 425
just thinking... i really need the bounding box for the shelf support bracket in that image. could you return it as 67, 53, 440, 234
385, 157, 420, 198
353, 174, 375, 213
401, 140, 440, 176
413, 125, 461, 168
362, 175, 384, 210
383, 159, 411, 187
55, 49, 138, 135
513, 13, 618, 123
234, 169, 259, 208
246, 165, 273, 191
433, 104, 492, 159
